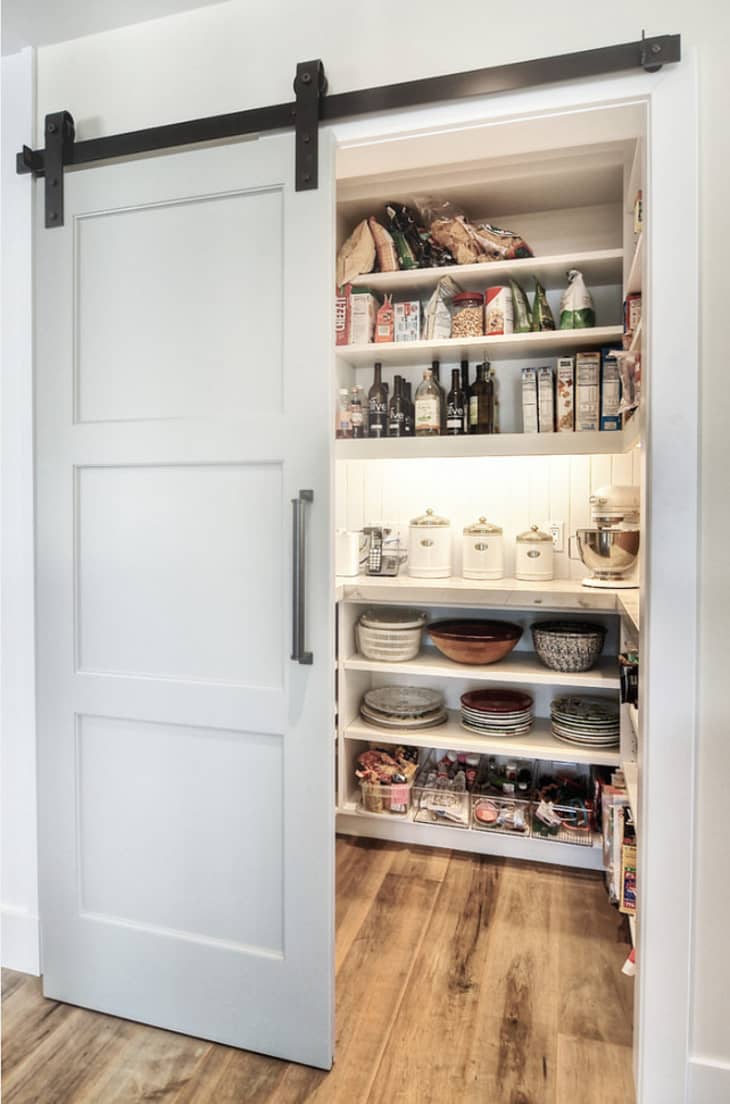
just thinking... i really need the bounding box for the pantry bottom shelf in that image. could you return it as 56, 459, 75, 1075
336, 805, 604, 871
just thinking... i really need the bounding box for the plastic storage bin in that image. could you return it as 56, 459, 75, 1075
472, 795, 532, 835
359, 779, 413, 816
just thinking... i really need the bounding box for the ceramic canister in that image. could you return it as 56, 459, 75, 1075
515, 524, 554, 581
462, 516, 504, 580
408, 508, 452, 578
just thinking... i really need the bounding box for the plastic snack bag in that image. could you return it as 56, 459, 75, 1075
413, 195, 483, 265
424, 275, 462, 340
615, 350, 641, 413
471, 222, 533, 260
559, 269, 596, 329
368, 217, 399, 273
530, 279, 556, 331
385, 204, 423, 269
510, 278, 532, 333
336, 219, 376, 286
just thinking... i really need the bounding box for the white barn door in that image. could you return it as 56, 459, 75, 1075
34, 134, 335, 1068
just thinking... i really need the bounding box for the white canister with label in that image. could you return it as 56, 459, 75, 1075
408, 508, 452, 578
515, 525, 554, 581
462, 517, 504, 580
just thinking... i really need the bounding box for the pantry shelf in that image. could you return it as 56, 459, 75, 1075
336, 325, 624, 368
622, 759, 639, 831
624, 233, 643, 296
349, 248, 624, 296
343, 647, 620, 689
344, 711, 621, 767
336, 427, 630, 459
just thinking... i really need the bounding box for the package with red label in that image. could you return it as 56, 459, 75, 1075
375, 294, 395, 343
349, 287, 380, 345
620, 840, 637, 916
485, 286, 514, 335
335, 284, 352, 346
394, 301, 421, 342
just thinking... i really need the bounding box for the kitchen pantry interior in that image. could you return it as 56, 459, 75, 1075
332, 99, 646, 1074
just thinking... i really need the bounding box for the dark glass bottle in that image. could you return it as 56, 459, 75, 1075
446, 368, 466, 435
431, 359, 446, 432
368, 362, 388, 438
468, 362, 494, 435
388, 375, 405, 437
350, 387, 365, 439
461, 359, 471, 405
403, 381, 414, 437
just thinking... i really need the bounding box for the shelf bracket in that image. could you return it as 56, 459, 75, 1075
43, 111, 75, 228
293, 60, 326, 192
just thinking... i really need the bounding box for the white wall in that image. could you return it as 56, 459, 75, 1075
1, 47, 39, 974
10, 0, 730, 1093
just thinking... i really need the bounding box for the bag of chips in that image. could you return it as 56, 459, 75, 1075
510, 278, 531, 333
336, 219, 376, 286
385, 204, 423, 269
559, 269, 596, 329
424, 275, 462, 340
531, 279, 555, 332
368, 217, 399, 273
471, 222, 533, 260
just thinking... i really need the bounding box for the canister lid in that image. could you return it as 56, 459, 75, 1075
359, 608, 427, 631
516, 524, 553, 543
463, 516, 502, 536
410, 507, 450, 528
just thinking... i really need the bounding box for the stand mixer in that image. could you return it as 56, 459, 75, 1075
574, 485, 640, 589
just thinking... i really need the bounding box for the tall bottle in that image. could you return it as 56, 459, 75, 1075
415, 368, 442, 436
403, 381, 415, 437
431, 359, 447, 432
446, 368, 466, 435
460, 359, 471, 405
350, 386, 365, 439
368, 362, 388, 438
388, 375, 405, 437
469, 362, 494, 435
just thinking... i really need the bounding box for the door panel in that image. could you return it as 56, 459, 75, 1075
35, 134, 335, 1067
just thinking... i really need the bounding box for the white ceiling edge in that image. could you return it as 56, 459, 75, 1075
1, 0, 231, 56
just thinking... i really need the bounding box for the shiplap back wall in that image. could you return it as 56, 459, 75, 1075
335, 448, 641, 579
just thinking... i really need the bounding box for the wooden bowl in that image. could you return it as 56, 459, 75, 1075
428, 620, 523, 665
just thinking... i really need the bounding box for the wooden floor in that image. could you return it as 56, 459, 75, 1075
1, 837, 634, 1103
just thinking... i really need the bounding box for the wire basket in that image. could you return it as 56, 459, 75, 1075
531, 800, 593, 846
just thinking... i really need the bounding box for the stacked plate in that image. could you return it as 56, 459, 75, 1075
550, 695, 620, 748
360, 686, 447, 730
460, 689, 534, 737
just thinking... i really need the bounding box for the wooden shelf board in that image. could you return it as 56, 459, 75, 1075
336, 806, 604, 870
349, 248, 624, 295
336, 427, 628, 460
343, 647, 621, 689
336, 325, 624, 368
344, 710, 621, 766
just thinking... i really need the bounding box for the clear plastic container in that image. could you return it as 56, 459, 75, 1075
359, 779, 413, 816
472, 795, 532, 835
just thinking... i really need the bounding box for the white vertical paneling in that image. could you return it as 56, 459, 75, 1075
362, 461, 383, 527
548, 456, 571, 578
344, 462, 364, 531
335, 463, 347, 530
632, 444, 642, 485
568, 456, 591, 580
610, 450, 634, 486
589, 454, 613, 493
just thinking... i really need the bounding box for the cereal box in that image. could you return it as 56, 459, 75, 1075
556, 357, 574, 432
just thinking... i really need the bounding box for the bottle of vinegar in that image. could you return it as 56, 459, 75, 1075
446, 368, 466, 435
388, 375, 405, 437
368, 362, 388, 438
403, 381, 414, 437
469, 362, 494, 435
415, 368, 441, 436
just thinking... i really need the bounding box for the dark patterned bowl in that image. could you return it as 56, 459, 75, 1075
531, 621, 606, 672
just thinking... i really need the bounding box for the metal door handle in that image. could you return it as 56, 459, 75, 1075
291, 490, 314, 665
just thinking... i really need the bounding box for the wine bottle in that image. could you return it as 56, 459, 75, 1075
368, 362, 388, 438
446, 368, 466, 435
389, 376, 405, 437
468, 362, 494, 435
403, 381, 414, 437
415, 368, 441, 436
461, 359, 471, 404
431, 359, 446, 432
350, 386, 365, 439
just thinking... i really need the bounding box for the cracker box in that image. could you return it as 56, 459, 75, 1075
394, 300, 421, 342
575, 351, 601, 431
537, 366, 555, 433
521, 367, 539, 434
556, 357, 574, 432
335, 284, 351, 346
349, 287, 379, 345
600, 349, 622, 432
619, 840, 637, 916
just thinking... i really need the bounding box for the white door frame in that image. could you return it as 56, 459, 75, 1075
330, 55, 699, 1104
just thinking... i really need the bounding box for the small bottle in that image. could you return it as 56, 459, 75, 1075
403, 381, 415, 437
431, 359, 447, 432
388, 376, 405, 437
469, 362, 494, 435
415, 368, 442, 436
460, 359, 471, 405
446, 368, 466, 435
350, 386, 365, 439
336, 388, 352, 439
368, 362, 388, 438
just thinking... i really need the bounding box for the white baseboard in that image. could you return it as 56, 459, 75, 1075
688, 1057, 730, 1103
1, 905, 40, 974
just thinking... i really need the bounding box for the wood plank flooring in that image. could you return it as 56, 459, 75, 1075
1, 837, 634, 1103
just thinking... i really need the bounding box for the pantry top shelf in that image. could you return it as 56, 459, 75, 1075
349, 248, 624, 295
336, 325, 623, 368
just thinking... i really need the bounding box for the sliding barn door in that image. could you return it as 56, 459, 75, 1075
34, 135, 335, 1068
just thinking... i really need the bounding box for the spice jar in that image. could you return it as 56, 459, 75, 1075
451, 292, 484, 338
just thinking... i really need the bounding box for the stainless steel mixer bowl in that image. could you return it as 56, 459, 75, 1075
576, 528, 640, 579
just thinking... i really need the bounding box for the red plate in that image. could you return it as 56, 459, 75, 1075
460, 688, 534, 713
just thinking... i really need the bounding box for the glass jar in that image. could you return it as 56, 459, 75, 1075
451, 292, 484, 338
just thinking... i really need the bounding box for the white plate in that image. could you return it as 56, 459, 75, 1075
360, 707, 448, 730
461, 721, 533, 737
363, 686, 444, 718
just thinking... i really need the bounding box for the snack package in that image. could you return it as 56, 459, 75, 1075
385, 203, 423, 269
471, 222, 533, 260
349, 288, 379, 345
413, 195, 483, 265
335, 284, 352, 346
375, 294, 395, 343
368, 218, 399, 273
531, 279, 555, 332
336, 219, 376, 286
615, 350, 642, 414
559, 269, 596, 329
394, 301, 421, 342
423, 275, 462, 340
510, 278, 531, 333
